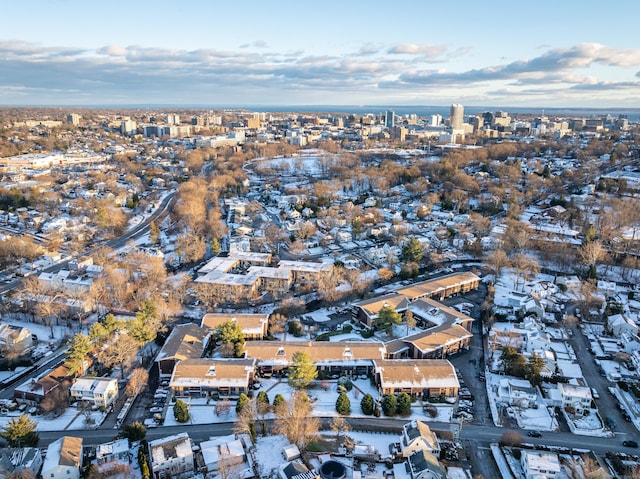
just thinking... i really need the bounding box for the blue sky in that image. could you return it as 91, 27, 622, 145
1, 0, 639, 107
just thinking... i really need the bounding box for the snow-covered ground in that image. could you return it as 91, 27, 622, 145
162, 378, 453, 427
0, 407, 107, 432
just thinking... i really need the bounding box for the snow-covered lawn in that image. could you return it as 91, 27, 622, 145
509, 406, 557, 431
0, 407, 106, 432
162, 378, 451, 426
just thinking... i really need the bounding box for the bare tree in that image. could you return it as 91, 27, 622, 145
512, 253, 540, 291
578, 240, 607, 277
125, 367, 149, 397
485, 249, 510, 283
330, 416, 351, 443
98, 335, 139, 379
273, 391, 319, 451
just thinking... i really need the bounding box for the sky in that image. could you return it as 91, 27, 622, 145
1, 0, 639, 108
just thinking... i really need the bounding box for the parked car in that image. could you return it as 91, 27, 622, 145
623, 412, 632, 422
149, 407, 163, 414
527, 431, 542, 438
591, 388, 600, 399
623, 440, 638, 448
143, 418, 157, 428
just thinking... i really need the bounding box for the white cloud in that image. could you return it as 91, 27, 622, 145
0, 40, 638, 105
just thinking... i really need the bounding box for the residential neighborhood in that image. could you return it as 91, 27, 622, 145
0, 104, 639, 479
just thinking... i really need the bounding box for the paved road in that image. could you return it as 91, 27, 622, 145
0, 350, 67, 400
0, 191, 175, 295
567, 320, 637, 438
34, 415, 640, 459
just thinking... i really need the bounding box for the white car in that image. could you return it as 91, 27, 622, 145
591, 387, 600, 399
150, 407, 163, 414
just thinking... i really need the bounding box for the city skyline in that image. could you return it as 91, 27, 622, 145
1, 0, 639, 107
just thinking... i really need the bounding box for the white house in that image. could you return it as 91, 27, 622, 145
41, 436, 83, 479
520, 450, 561, 479
149, 433, 195, 479
200, 436, 250, 476
400, 420, 440, 457
497, 378, 538, 408
70, 377, 118, 407
558, 383, 592, 410
607, 314, 638, 338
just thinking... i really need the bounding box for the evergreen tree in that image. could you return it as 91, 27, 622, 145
396, 393, 412, 416
375, 306, 402, 333
381, 394, 397, 416
215, 321, 246, 357
123, 421, 147, 442
236, 393, 250, 414
401, 237, 425, 263
360, 393, 375, 415
173, 399, 189, 423
256, 391, 270, 415
211, 237, 221, 255
64, 333, 92, 376
288, 351, 318, 389
0, 414, 38, 447
335, 391, 351, 415
273, 393, 286, 409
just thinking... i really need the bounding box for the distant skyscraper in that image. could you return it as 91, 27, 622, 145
450, 104, 464, 129
166, 114, 180, 125
429, 114, 442, 127
67, 113, 80, 126
120, 119, 137, 136
385, 110, 395, 128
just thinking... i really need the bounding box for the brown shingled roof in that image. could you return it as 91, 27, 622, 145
59, 436, 83, 467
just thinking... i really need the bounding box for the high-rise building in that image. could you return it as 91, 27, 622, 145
166, 114, 180, 125
429, 114, 442, 127
450, 104, 464, 129
120, 120, 137, 136
67, 113, 80, 125
385, 110, 395, 128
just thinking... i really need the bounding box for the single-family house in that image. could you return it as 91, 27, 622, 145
400, 420, 440, 457
0, 325, 33, 355
520, 451, 561, 479
497, 378, 538, 408
148, 433, 195, 479
95, 438, 130, 466
0, 447, 43, 478
607, 314, 638, 338
200, 436, 251, 477
407, 450, 447, 479
558, 383, 592, 410
70, 377, 118, 407
41, 436, 83, 479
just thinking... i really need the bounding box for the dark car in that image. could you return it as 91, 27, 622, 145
527, 431, 542, 438
605, 417, 616, 429
623, 440, 638, 448
623, 412, 632, 422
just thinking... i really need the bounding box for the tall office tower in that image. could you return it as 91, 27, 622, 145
450, 104, 464, 129
385, 110, 395, 128
120, 120, 137, 136
429, 114, 442, 127
166, 114, 180, 125
67, 113, 80, 125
